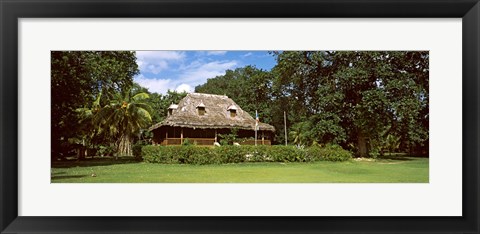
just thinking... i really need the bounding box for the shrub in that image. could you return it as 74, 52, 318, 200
142, 144, 351, 164
182, 138, 193, 146
306, 144, 352, 162
267, 146, 305, 162
217, 128, 239, 145
247, 145, 269, 162
368, 147, 380, 159
215, 146, 247, 163
182, 146, 221, 164
142, 145, 180, 163
322, 144, 352, 161
97, 145, 115, 157
305, 146, 323, 162
132, 144, 143, 161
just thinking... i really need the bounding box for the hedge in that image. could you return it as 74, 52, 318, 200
141, 144, 352, 164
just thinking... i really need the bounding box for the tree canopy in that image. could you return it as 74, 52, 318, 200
195, 51, 429, 156
51, 51, 190, 159
51, 51, 140, 158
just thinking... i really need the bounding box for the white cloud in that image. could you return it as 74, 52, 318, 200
135, 51, 239, 94
134, 75, 174, 94
206, 51, 227, 56
179, 60, 238, 85
175, 84, 193, 93
134, 76, 195, 94
146, 61, 168, 74
243, 52, 253, 57
136, 51, 185, 74
136, 51, 185, 60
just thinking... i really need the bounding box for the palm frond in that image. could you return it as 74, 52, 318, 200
132, 92, 150, 101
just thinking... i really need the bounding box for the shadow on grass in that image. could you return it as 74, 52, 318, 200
52, 157, 141, 169
377, 155, 414, 161
51, 175, 88, 180
51, 171, 66, 175
377, 154, 428, 161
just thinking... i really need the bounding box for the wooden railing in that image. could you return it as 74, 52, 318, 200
161, 138, 215, 146
160, 138, 271, 146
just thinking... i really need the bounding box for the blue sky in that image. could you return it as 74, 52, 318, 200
134, 51, 276, 94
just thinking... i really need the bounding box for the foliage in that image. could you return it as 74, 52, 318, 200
368, 147, 381, 159
217, 128, 239, 145
385, 134, 401, 155
146, 90, 187, 124
132, 144, 143, 161
97, 145, 115, 157
271, 51, 428, 156
92, 89, 153, 157
195, 51, 429, 156
268, 146, 307, 162
182, 138, 193, 146
368, 133, 401, 158
214, 146, 247, 163
321, 144, 353, 162
51, 51, 139, 159
141, 145, 351, 164
289, 121, 312, 147
142, 145, 220, 164
305, 144, 353, 162
195, 66, 274, 128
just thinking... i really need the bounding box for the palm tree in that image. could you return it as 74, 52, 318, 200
385, 134, 401, 156
289, 121, 310, 147
95, 89, 153, 157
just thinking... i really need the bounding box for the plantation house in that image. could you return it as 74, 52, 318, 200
149, 93, 275, 146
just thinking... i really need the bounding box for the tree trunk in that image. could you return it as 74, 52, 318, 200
77, 147, 86, 160
78, 138, 87, 160
357, 133, 368, 158
116, 134, 132, 158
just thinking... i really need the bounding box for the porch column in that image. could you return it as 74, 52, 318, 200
262, 131, 265, 145
181, 128, 183, 144
165, 130, 168, 145
215, 129, 217, 142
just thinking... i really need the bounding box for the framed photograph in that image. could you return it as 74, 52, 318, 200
1, 0, 478, 233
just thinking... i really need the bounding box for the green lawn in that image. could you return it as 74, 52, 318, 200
51, 156, 428, 183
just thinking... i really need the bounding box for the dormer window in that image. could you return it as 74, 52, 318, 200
168, 104, 178, 116
197, 101, 206, 116
227, 104, 237, 118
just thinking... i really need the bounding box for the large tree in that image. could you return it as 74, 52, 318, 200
270, 51, 333, 144
94, 89, 152, 157
271, 51, 428, 156
51, 51, 138, 159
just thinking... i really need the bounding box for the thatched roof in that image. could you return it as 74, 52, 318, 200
149, 93, 275, 132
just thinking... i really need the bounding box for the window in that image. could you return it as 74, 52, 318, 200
168, 104, 178, 116
198, 107, 205, 116
197, 101, 206, 116
227, 104, 237, 118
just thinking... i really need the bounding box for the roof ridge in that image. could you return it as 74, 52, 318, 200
189, 92, 228, 98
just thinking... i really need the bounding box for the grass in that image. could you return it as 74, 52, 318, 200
51, 156, 429, 183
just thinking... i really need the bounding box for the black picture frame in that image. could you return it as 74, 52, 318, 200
1, 0, 478, 233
